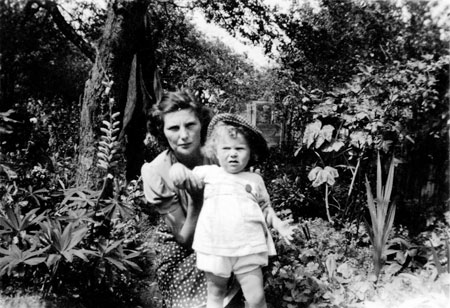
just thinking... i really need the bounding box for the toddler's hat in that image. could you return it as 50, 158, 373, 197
207, 113, 269, 161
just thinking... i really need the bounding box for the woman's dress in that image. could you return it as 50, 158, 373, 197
141, 150, 207, 308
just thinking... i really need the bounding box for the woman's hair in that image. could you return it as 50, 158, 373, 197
203, 122, 259, 168
150, 89, 213, 146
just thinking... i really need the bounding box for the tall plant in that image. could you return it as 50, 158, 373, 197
364, 154, 398, 279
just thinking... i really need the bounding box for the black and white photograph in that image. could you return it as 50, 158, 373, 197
0, 0, 449, 307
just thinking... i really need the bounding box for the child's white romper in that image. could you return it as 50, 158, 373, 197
192, 165, 276, 257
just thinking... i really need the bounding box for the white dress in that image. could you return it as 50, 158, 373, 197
192, 165, 276, 257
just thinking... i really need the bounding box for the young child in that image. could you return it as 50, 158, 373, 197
169, 113, 295, 308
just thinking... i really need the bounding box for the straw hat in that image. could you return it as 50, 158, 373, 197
207, 113, 269, 162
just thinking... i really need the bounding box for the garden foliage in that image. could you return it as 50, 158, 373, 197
265, 217, 449, 308
0, 0, 449, 307
0, 80, 154, 307
364, 154, 397, 279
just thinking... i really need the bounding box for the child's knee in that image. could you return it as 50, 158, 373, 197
244, 288, 265, 306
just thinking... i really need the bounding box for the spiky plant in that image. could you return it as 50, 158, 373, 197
364, 154, 398, 279
97, 110, 121, 174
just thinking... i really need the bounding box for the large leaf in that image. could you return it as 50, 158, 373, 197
0, 244, 48, 276
308, 166, 339, 187
39, 220, 91, 264
302, 120, 322, 149
0, 207, 46, 241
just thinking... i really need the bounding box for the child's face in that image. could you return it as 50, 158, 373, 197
216, 131, 250, 174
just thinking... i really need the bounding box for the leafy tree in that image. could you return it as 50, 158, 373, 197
150, 3, 265, 112
193, 0, 278, 51
275, 0, 448, 89
0, 0, 93, 109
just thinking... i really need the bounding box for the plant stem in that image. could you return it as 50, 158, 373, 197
348, 155, 361, 197
325, 184, 333, 223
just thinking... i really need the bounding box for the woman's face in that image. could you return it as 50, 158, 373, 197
163, 108, 202, 161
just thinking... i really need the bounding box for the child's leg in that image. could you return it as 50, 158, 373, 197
235, 267, 267, 308
205, 271, 229, 308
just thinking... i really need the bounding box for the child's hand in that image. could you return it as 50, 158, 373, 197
169, 163, 188, 188
249, 166, 261, 175
169, 163, 203, 192
272, 218, 296, 245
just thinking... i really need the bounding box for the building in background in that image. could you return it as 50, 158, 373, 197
240, 100, 282, 148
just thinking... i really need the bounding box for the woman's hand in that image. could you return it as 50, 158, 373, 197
167, 163, 205, 247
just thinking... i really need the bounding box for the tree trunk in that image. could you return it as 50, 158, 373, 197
76, 0, 156, 187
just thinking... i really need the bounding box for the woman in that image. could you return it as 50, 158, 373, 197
141, 90, 240, 308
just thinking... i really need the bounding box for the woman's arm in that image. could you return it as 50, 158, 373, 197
163, 193, 202, 247
166, 163, 205, 247
141, 160, 203, 248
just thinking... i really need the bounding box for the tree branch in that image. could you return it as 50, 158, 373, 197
25, 0, 96, 62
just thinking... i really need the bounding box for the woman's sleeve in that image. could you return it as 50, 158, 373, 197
141, 162, 180, 215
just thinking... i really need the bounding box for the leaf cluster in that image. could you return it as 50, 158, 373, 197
265, 217, 449, 307
150, 4, 265, 112
0, 168, 152, 307
97, 112, 121, 173
364, 154, 397, 278
0, 0, 91, 108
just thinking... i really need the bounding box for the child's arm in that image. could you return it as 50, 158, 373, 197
169, 163, 204, 193
257, 174, 295, 245
167, 163, 204, 247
